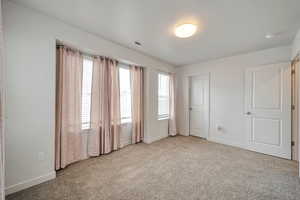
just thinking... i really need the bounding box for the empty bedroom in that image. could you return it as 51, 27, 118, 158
0, 0, 300, 199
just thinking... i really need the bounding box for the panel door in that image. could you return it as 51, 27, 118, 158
189, 75, 209, 139
245, 63, 291, 159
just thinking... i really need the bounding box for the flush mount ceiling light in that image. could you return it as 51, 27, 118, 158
265, 34, 275, 39
175, 24, 197, 38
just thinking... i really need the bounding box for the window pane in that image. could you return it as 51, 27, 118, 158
158, 73, 170, 118
81, 58, 93, 130
119, 67, 132, 123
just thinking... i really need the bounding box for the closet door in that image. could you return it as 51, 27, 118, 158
189, 75, 209, 139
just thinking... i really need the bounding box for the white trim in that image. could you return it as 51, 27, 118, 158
208, 136, 245, 150
291, 58, 299, 161
5, 171, 56, 195
156, 70, 171, 76
144, 134, 167, 144
158, 116, 169, 121
118, 63, 130, 69
157, 73, 170, 119
179, 133, 189, 137
121, 118, 132, 124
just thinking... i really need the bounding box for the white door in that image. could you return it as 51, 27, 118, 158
189, 75, 209, 139
245, 63, 291, 159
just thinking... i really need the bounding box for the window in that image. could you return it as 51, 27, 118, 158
119, 66, 132, 123
158, 73, 170, 119
81, 58, 93, 130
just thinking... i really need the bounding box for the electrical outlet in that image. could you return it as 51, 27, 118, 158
38, 152, 45, 161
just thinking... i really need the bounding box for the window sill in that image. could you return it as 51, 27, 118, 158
158, 117, 169, 121
121, 118, 132, 125
81, 121, 132, 131
121, 122, 132, 126
81, 128, 92, 134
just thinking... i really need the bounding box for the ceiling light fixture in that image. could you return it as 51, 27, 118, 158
175, 24, 197, 38
265, 34, 275, 39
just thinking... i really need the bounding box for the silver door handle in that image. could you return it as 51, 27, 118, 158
245, 112, 251, 115
189, 108, 192, 111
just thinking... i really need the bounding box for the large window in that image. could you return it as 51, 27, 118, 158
158, 73, 170, 119
119, 66, 132, 123
81, 58, 93, 130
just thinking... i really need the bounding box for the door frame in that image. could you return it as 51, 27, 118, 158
296, 53, 300, 177
291, 57, 299, 161
182, 73, 210, 139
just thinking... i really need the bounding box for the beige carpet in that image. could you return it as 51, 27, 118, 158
7, 136, 300, 200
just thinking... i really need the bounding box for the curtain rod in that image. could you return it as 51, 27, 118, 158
56, 44, 142, 68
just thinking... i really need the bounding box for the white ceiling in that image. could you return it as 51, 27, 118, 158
11, 0, 300, 66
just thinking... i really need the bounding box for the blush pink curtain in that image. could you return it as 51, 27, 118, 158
130, 66, 144, 143
88, 57, 121, 156
169, 73, 177, 136
55, 46, 85, 170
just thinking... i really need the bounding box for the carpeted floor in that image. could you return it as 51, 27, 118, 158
7, 136, 300, 200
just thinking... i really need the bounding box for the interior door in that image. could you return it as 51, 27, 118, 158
245, 63, 291, 159
189, 75, 209, 139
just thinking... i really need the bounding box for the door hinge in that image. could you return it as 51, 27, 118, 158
291, 141, 295, 146
292, 105, 296, 110
292, 69, 295, 75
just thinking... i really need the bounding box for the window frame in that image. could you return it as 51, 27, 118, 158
119, 64, 132, 124
157, 72, 170, 120
81, 56, 94, 130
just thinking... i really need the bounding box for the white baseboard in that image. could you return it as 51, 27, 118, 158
144, 134, 168, 144
208, 136, 245, 150
177, 129, 189, 136
5, 171, 56, 195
